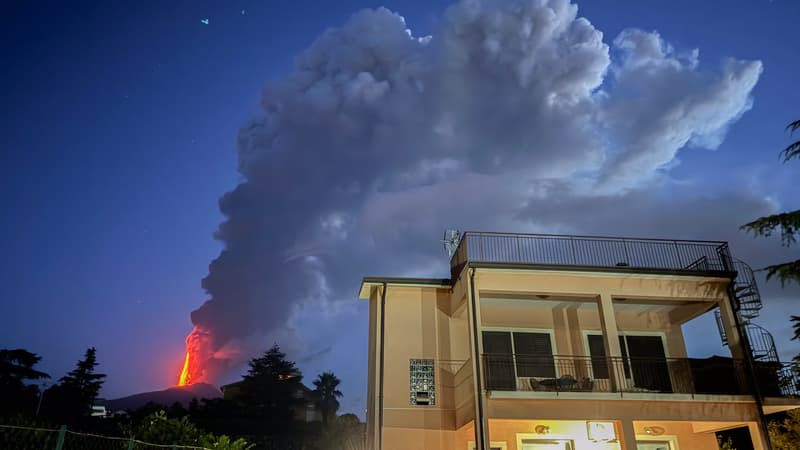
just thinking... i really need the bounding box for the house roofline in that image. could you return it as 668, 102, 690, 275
358, 277, 452, 299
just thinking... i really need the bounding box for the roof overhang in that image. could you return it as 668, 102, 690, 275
358, 276, 452, 299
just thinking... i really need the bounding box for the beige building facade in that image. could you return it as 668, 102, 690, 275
360, 232, 800, 450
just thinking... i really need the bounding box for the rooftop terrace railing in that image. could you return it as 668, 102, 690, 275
450, 231, 733, 278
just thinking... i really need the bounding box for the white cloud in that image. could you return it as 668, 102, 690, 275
190, 0, 770, 397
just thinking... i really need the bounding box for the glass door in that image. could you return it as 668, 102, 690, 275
482, 331, 515, 390
626, 335, 672, 392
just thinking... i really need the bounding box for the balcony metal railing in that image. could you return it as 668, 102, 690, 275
451, 232, 733, 278
756, 361, 800, 398
481, 354, 798, 397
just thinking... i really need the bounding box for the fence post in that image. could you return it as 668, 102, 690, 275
54, 425, 66, 450
128, 437, 135, 450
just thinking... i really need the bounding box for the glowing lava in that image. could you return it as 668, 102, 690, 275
178, 351, 191, 386
176, 325, 236, 386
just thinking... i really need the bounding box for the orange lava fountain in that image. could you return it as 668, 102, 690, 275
177, 351, 192, 386
176, 325, 215, 386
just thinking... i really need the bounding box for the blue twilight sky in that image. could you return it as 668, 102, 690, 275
2, 0, 799, 417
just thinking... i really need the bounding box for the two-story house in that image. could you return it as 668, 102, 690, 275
359, 231, 800, 450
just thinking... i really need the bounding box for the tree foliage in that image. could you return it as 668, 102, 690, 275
239, 344, 304, 429
717, 436, 737, 450
0, 349, 50, 416
121, 410, 202, 446
121, 410, 253, 449
313, 414, 365, 450
741, 118, 800, 286
780, 119, 800, 163
312, 372, 343, 426
59, 347, 107, 412
43, 347, 107, 421
768, 409, 800, 450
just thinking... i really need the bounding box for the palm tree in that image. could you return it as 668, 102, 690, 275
780, 119, 800, 163
312, 371, 343, 426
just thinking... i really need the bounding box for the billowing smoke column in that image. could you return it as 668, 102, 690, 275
178, 0, 762, 385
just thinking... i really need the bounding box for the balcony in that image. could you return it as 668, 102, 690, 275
482, 354, 800, 398
450, 231, 734, 278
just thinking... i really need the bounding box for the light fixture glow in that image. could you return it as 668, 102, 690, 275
644, 426, 665, 436
586, 421, 616, 442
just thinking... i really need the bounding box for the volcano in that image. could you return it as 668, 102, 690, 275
104, 383, 221, 412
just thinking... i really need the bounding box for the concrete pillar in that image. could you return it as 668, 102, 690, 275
748, 421, 769, 450
552, 307, 571, 355
717, 295, 754, 396
566, 306, 584, 356
617, 420, 637, 450
597, 293, 624, 391
718, 296, 746, 360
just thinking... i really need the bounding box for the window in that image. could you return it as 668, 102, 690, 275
482, 330, 555, 390
409, 359, 435, 405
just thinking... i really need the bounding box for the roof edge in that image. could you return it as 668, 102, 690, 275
358, 276, 452, 299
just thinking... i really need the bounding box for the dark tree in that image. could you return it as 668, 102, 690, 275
741, 118, 800, 362
741, 118, 800, 286
312, 371, 342, 426
239, 344, 303, 429
45, 347, 107, 421
60, 347, 106, 411
0, 349, 50, 416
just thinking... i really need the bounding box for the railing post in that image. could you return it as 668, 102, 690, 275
622, 238, 630, 265
127, 436, 135, 450
570, 237, 577, 265
686, 359, 697, 396
673, 241, 681, 267
54, 425, 66, 450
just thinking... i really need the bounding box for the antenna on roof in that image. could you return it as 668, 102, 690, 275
442, 229, 461, 258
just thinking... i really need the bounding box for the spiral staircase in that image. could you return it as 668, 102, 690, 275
714, 259, 780, 364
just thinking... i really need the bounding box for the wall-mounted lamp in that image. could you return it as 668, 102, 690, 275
644, 426, 665, 436
534, 425, 551, 435
586, 421, 617, 442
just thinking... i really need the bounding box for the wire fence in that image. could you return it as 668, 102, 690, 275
0, 424, 210, 450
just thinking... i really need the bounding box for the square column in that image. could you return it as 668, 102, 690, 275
748, 422, 769, 450
597, 293, 624, 391
717, 294, 746, 360
618, 420, 637, 450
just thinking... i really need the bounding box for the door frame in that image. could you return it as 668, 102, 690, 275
634, 433, 680, 450
516, 433, 575, 450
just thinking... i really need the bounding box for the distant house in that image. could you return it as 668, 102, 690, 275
220, 377, 322, 423
90, 404, 108, 418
